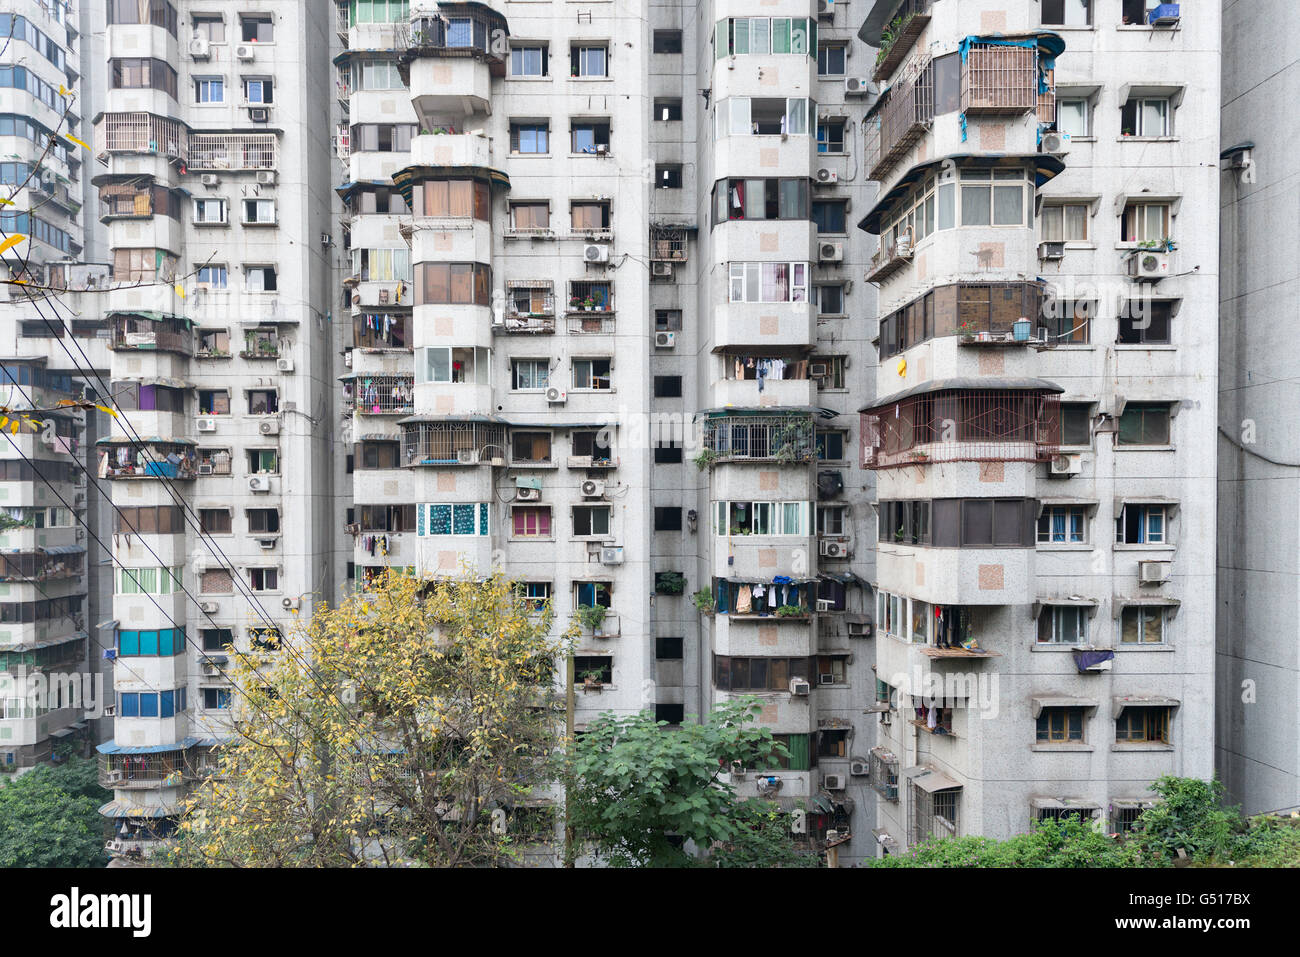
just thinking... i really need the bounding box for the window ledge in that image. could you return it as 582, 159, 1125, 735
1042, 24, 1097, 32
1116, 344, 1177, 351
1068, 135, 1097, 143
1114, 643, 1175, 652
1117, 136, 1179, 143
508, 461, 559, 469
1113, 445, 1175, 452
1030, 743, 1095, 752
1063, 241, 1096, 250
1029, 643, 1089, 652
1036, 543, 1090, 552
1112, 543, 1175, 552
1112, 742, 1175, 751
1116, 24, 1181, 32
509, 537, 555, 543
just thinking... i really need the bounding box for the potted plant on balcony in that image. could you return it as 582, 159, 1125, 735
691, 587, 715, 616
693, 448, 718, 471
774, 604, 805, 618
581, 669, 604, 692
569, 295, 582, 312
654, 571, 686, 596
574, 603, 608, 636
583, 296, 596, 311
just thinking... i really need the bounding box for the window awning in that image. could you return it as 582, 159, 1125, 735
694, 406, 838, 420
505, 279, 554, 290
40, 544, 86, 555
907, 766, 962, 793
1112, 596, 1181, 618
862, 377, 1064, 413
1114, 496, 1180, 513
820, 571, 871, 587
1031, 598, 1099, 618
95, 436, 198, 446
1030, 797, 1099, 811
396, 413, 508, 426
1112, 695, 1180, 719
97, 736, 200, 756
1030, 695, 1098, 719
98, 800, 183, 819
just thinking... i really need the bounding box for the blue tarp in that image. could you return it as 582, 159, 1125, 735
96, 736, 200, 756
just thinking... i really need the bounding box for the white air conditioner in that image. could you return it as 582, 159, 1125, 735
824, 773, 846, 791
256, 170, 277, 186
515, 487, 539, 502
820, 539, 850, 558
259, 420, 280, 435
200, 173, 220, 187
106, 840, 123, 853
236, 44, 255, 61
880, 710, 891, 725
1139, 560, 1171, 585
545, 387, 567, 404
817, 0, 834, 19
654, 331, 676, 349
275, 357, 294, 373
1129, 250, 1170, 281
1041, 130, 1071, 155
849, 760, 869, 777
107, 769, 125, 783
810, 362, 830, 378
600, 546, 624, 566
1049, 453, 1082, 477
258, 538, 277, 550
651, 261, 674, 277
819, 672, 835, 684
198, 464, 214, 475
815, 167, 839, 186
199, 601, 219, 614
189, 37, 211, 59
102, 705, 116, 717
248, 476, 270, 493
201, 660, 221, 676
457, 449, 480, 465
1038, 241, 1066, 261
580, 479, 605, 498
282, 597, 300, 611
196, 417, 217, 432
583, 244, 610, 263
790, 678, 811, 696
819, 241, 844, 262
845, 77, 873, 95
248, 107, 270, 123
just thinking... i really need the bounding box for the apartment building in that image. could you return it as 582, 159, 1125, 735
92, 0, 336, 862
857, 0, 1217, 853
1217, 0, 1300, 816
0, 0, 109, 774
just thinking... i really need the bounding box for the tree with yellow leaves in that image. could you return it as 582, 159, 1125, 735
169, 571, 570, 867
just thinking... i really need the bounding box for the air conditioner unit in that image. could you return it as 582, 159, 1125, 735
580, 479, 606, 498
879, 710, 891, 725
600, 546, 624, 566
248, 476, 270, 493
820, 539, 851, 558
200, 173, 220, 187
809, 362, 830, 379
189, 37, 211, 59
196, 417, 217, 432
848, 619, 872, 637
258, 538, 277, 549
1128, 250, 1170, 281
844, 77, 873, 95
1041, 130, 1071, 155
248, 107, 270, 123
815, 167, 839, 186
790, 678, 811, 696
275, 357, 294, 373
654, 331, 676, 349
849, 760, 869, 777
199, 601, 218, 614
107, 769, 125, 783
256, 170, 277, 186
545, 387, 567, 404
198, 464, 214, 475
103, 705, 117, 717
817, 0, 834, 19
583, 244, 610, 263
282, 597, 300, 611
823, 773, 846, 791
651, 261, 674, 277
1049, 453, 1082, 477
202, 660, 221, 676
106, 840, 123, 853
259, 420, 281, 435
1038, 241, 1066, 261
816, 599, 834, 613
457, 449, 480, 465
1139, 560, 1171, 585
236, 44, 255, 60
819, 241, 844, 263
515, 487, 540, 502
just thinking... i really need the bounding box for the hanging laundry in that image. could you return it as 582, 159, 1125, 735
735, 585, 752, 614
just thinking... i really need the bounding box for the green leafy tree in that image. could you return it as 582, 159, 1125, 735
707, 799, 821, 868
566, 699, 810, 867
0, 758, 108, 867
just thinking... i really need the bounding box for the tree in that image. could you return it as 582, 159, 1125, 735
0, 757, 108, 868
566, 699, 814, 867
170, 571, 568, 867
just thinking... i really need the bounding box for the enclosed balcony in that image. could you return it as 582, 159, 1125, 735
108, 312, 191, 355
960, 35, 1062, 121
859, 380, 1061, 469
865, 55, 933, 182
401, 4, 510, 118
344, 374, 415, 416
865, 0, 934, 83
99, 750, 192, 790
698, 410, 817, 468
94, 112, 187, 164
398, 417, 506, 467
500, 281, 556, 334
97, 439, 197, 480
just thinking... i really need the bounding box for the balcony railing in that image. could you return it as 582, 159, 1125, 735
95, 113, 187, 163
501, 312, 556, 334
98, 441, 198, 480
867, 57, 934, 182
346, 376, 414, 416
700, 413, 816, 466
401, 421, 506, 466
399, 9, 509, 75
872, 0, 934, 82
109, 314, 192, 356
99, 753, 190, 789
187, 133, 278, 170
961, 42, 1041, 115
867, 228, 914, 282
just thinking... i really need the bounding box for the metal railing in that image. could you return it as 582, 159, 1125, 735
867, 56, 934, 181
961, 43, 1040, 115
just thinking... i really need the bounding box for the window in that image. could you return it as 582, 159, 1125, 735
1038, 606, 1089, 644
117, 628, 184, 657
573, 581, 611, 609
1036, 707, 1085, 743
1041, 0, 1092, 26
1118, 301, 1173, 345
712, 178, 809, 223
816, 655, 848, 685
1122, 0, 1169, 24
572, 201, 610, 231
716, 97, 810, 137
242, 199, 276, 225
817, 44, 846, 76
194, 76, 224, 103
656, 636, 683, 659
1121, 202, 1171, 243
573, 656, 612, 684
572, 430, 613, 463
716, 18, 814, 57
414, 262, 491, 305
654, 507, 683, 531
817, 505, 847, 536
654, 98, 682, 121
960, 169, 1026, 226
656, 165, 682, 189
1042, 203, 1089, 242
511, 431, 552, 464
248, 567, 279, 591
511, 358, 550, 391
199, 508, 232, 534
198, 390, 230, 415
653, 30, 682, 54
1115, 505, 1166, 544
511, 506, 553, 539
1120, 607, 1167, 644
815, 431, 846, 461
570, 45, 607, 77
245, 266, 277, 292
240, 15, 273, 43
654, 444, 683, 464
816, 284, 846, 316
815, 355, 847, 390
247, 509, 280, 534
246, 389, 278, 415
1060, 403, 1092, 445
509, 202, 549, 231
713, 501, 810, 536
653, 309, 682, 332
812, 200, 848, 234
350, 123, 415, 152
714, 655, 811, 692
510, 122, 549, 154
203, 688, 232, 710
960, 499, 1032, 547
570, 121, 610, 154
573, 506, 612, 538
1037, 506, 1087, 544
1056, 97, 1091, 137
247, 449, 278, 474
110, 58, 179, 97
817, 119, 845, 154
1115, 706, 1171, 743
193, 198, 227, 225
1041, 298, 1093, 344
519, 582, 552, 611
197, 265, 228, 288
510, 45, 548, 77
1121, 97, 1171, 137
201, 628, 232, 652
193, 16, 224, 43
117, 567, 183, 595
653, 375, 682, 398
572, 358, 612, 391
243, 77, 273, 104
1117, 403, 1171, 445
727, 262, 809, 303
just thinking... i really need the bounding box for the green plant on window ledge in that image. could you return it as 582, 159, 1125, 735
574, 603, 608, 634
581, 669, 604, 691
874, 13, 915, 69
693, 449, 719, 471
1136, 237, 1178, 253
774, 604, 805, 618
691, 587, 715, 615
655, 572, 686, 595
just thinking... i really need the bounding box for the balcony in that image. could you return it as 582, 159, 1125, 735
99, 753, 191, 790
699, 412, 816, 468
187, 133, 278, 171
108, 312, 192, 356
869, 0, 934, 83
400, 420, 506, 467
345, 375, 414, 416
960, 40, 1055, 119
97, 440, 197, 480
866, 57, 933, 182
866, 229, 914, 282
95, 113, 187, 164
